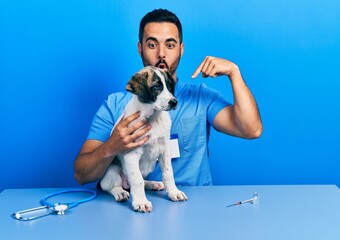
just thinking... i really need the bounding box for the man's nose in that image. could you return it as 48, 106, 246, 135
158, 46, 166, 59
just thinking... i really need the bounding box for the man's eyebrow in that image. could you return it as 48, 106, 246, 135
165, 38, 178, 44
145, 37, 178, 44
145, 37, 158, 42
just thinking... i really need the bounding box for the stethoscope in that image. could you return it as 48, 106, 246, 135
12, 189, 97, 221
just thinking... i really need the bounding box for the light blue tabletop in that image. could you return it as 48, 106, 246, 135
1, 185, 340, 240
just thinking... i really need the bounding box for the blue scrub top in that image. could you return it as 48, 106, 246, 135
88, 81, 231, 186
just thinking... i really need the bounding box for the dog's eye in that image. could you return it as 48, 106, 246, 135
152, 82, 162, 91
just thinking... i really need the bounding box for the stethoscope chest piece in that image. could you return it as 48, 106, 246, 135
53, 203, 69, 215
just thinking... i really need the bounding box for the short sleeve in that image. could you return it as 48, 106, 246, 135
87, 92, 132, 142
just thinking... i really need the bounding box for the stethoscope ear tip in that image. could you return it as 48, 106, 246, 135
12, 213, 21, 220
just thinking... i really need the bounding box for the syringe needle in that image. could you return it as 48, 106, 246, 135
226, 201, 242, 208
226, 192, 259, 208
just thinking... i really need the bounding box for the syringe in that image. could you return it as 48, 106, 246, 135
226, 192, 259, 208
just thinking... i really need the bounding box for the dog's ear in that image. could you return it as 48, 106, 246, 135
126, 72, 149, 94
165, 70, 173, 81
165, 70, 176, 94
126, 71, 153, 103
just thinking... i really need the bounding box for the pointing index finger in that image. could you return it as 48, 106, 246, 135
191, 60, 205, 79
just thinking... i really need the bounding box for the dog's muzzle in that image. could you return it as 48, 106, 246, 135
168, 98, 178, 110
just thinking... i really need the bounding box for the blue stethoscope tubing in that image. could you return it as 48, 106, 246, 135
40, 189, 97, 209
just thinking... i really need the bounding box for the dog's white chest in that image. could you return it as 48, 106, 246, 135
136, 111, 171, 176
147, 111, 171, 141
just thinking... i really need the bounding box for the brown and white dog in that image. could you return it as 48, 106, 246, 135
100, 66, 187, 212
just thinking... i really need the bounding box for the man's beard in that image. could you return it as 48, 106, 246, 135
140, 51, 181, 76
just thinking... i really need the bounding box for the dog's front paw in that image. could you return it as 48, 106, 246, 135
168, 190, 188, 202
132, 200, 153, 213
110, 187, 130, 202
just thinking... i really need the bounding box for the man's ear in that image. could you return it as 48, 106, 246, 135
138, 42, 142, 57
180, 43, 184, 57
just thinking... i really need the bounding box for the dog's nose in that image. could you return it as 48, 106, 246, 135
168, 99, 178, 109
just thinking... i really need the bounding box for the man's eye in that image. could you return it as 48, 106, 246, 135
167, 44, 175, 49
148, 43, 157, 49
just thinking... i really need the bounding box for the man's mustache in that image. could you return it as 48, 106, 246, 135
155, 59, 169, 69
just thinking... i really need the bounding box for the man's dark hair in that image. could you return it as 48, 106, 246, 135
139, 9, 183, 44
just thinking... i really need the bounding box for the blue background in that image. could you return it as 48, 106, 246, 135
1, 0, 339, 191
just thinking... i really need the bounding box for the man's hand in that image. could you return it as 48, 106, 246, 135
74, 111, 151, 185
191, 56, 239, 79
107, 112, 151, 156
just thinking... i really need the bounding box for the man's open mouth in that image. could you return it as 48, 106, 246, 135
156, 60, 168, 70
